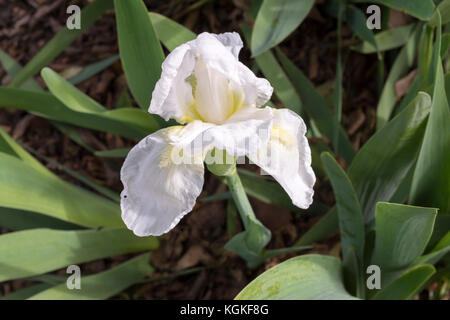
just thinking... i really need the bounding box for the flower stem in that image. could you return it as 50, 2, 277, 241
225, 170, 255, 229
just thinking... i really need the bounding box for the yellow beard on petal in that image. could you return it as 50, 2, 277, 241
271, 126, 296, 149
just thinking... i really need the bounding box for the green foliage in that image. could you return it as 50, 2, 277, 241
371, 203, 437, 286
0, 228, 158, 282
321, 153, 365, 298
236, 255, 358, 300
114, 0, 164, 110
28, 254, 154, 300
251, 0, 314, 56
410, 31, 450, 214
352, 24, 415, 54
371, 264, 436, 300
351, 0, 435, 21
0, 153, 121, 228
0, 0, 449, 301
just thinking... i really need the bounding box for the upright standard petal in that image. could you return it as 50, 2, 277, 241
148, 32, 273, 124
149, 43, 196, 123
120, 123, 211, 236
248, 109, 316, 209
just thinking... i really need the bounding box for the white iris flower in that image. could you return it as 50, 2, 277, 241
120, 32, 316, 236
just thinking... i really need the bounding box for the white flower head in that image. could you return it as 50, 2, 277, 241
120, 32, 316, 236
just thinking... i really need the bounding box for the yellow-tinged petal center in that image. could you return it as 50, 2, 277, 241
178, 60, 245, 125
271, 126, 296, 149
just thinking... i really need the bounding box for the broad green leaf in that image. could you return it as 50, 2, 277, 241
44, 65, 160, 134
372, 202, 437, 281
348, 92, 432, 223
297, 92, 432, 245
351, 0, 434, 21
371, 265, 435, 300
0, 50, 42, 91
9, 0, 114, 88
149, 12, 196, 51
321, 153, 365, 261
0, 228, 158, 282
321, 152, 365, 297
276, 49, 355, 164
0, 153, 121, 228
114, 0, 164, 109
0, 51, 108, 153
0, 88, 157, 140
431, 0, 450, 26
251, 0, 314, 56
241, 25, 303, 116
0, 283, 52, 300
236, 254, 358, 300
0, 127, 49, 175
388, 165, 414, 204
352, 24, 415, 54
376, 26, 418, 130
0, 207, 82, 231
29, 254, 153, 300
42, 67, 105, 113
410, 44, 450, 214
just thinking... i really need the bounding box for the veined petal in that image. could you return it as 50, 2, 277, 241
248, 108, 316, 209
120, 123, 211, 236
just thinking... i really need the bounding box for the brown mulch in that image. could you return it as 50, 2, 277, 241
0, 0, 382, 300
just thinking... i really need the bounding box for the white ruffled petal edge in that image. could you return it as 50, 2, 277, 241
248, 108, 316, 209
148, 43, 194, 122
120, 124, 209, 236
212, 32, 243, 58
